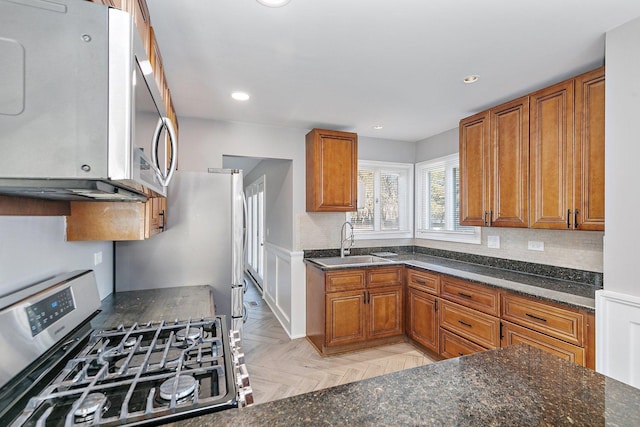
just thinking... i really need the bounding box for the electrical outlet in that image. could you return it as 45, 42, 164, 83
487, 235, 500, 249
527, 241, 544, 251
94, 251, 103, 265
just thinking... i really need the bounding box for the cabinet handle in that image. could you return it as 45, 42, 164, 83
574, 209, 579, 229
434, 299, 438, 312
500, 321, 504, 340
159, 210, 165, 230
457, 292, 473, 299
484, 211, 488, 226
525, 313, 547, 322
490, 210, 493, 227
363, 291, 367, 304
458, 320, 473, 328
458, 352, 464, 357
567, 209, 571, 229
415, 279, 426, 285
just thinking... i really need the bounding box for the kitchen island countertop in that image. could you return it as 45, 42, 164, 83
170, 343, 640, 427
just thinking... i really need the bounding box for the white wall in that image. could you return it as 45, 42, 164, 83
0, 216, 113, 299
596, 15, 640, 388
603, 16, 640, 296
415, 128, 604, 273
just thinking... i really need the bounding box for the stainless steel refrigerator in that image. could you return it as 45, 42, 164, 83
115, 169, 246, 335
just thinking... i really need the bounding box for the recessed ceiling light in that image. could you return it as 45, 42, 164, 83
372, 125, 383, 130
463, 75, 480, 84
231, 91, 250, 101
256, 0, 291, 7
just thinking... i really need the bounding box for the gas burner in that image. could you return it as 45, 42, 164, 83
100, 347, 122, 361
159, 375, 197, 401
176, 327, 201, 342
73, 392, 110, 423
123, 336, 138, 348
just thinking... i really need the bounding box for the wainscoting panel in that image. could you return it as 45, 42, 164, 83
596, 290, 640, 388
263, 243, 305, 339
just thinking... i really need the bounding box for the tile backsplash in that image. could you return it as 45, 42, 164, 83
297, 212, 603, 273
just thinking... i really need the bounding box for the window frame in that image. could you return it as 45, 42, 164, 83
347, 160, 414, 240
415, 153, 481, 244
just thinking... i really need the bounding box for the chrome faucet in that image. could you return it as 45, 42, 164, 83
340, 221, 355, 258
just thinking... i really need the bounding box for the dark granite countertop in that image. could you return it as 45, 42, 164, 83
91, 285, 215, 329
305, 250, 597, 312
170, 344, 640, 426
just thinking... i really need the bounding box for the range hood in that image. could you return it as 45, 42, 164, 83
0, 179, 148, 202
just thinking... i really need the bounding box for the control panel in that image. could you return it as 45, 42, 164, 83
26, 287, 75, 337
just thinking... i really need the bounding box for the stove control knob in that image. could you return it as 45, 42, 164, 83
235, 363, 251, 388
235, 351, 245, 365
238, 386, 254, 407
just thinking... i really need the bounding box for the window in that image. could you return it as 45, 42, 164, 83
348, 160, 413, 239
415, 154, 480, 243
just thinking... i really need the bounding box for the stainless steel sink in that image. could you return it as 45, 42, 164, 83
309, 255, 394, 268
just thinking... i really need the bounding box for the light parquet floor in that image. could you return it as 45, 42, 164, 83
242, 279, 436, 405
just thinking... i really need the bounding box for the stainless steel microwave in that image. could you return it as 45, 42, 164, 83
0, 0, 177, 201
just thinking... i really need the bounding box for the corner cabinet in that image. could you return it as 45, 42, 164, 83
306, 264, 403, 355
305, 128, 358, 212
406, 268, 440, 354
66, 197, 166, 241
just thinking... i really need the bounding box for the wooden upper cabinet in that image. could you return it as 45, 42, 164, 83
530, 79, 575, 229
574, 67, 605, 231
306, 128, 358, 212
460, 97, 529, 227
459, 111, 490, 226
489, 97, 530, 227
66, 197, 166, 241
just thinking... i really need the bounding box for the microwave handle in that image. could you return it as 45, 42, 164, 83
151, 116, 178, 187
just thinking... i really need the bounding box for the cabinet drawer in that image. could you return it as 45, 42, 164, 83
501, 293, 584, 346
501, 321, 585, 366
440, 329, 487, 359
406, 268, 439, 295
441, 276, 500, 316
439, 300, 500, 349
325, 270, 366, 292
367, 266, 403, 288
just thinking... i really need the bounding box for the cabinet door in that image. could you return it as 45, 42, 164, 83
490, 97, 529, 227
574, 67, 605, 231
368, 286, 403, 339
147, 197, 166, 238
326, 290, 366, 347
407, 288, 438, 353
530, 79, 574, 229
459, 111, 490, 226
501, 321, 585, 366
306, 129, 358, 212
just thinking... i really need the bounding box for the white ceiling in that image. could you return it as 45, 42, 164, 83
146, 0, 640, 142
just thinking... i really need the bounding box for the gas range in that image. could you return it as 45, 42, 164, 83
0, 270, 252, 426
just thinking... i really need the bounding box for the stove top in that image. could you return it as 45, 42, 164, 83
0, 271, 251, 427
13, 318, 237, 426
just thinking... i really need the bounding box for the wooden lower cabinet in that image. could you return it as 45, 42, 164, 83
326, 290, 366, 347
501, 320, 585, 366
406, 287, 439, 353
306, 265, 404, 355
440, 329, 486, 358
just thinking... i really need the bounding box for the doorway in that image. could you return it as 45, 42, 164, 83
245, 175, 265, 290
